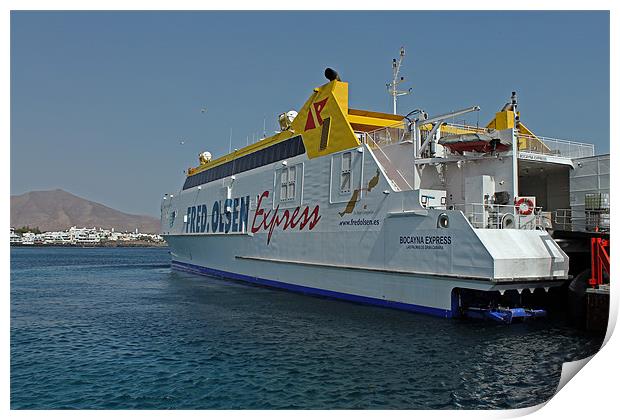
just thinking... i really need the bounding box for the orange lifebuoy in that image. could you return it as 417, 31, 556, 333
515, 197, 534, 216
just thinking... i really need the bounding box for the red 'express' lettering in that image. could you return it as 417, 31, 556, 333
251, 191, 322, 244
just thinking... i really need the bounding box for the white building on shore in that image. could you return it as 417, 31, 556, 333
10, 226, 164, 245
10, 228, 22, 245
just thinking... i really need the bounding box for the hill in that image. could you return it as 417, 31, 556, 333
11, 189, 160, 233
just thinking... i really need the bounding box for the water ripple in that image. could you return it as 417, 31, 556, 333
11, 247, 604, 409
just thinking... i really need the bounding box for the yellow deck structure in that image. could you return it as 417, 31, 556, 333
187, 78, 548, 177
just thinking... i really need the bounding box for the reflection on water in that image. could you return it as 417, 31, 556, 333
11, 247, 604, 409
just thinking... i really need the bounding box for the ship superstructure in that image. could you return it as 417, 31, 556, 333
160, 67, 599, 322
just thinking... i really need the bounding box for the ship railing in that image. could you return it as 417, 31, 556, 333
362, 122, 494, 150
449, 203, 546, 230
441, 125, 595, 158
554, 208, 610, 233
358, 131, 413, 191
364, 122, 492, 146
362, 124, 412, 147
517, 134, 595, 159
439, 122, 493, 135
360, 121, 595, 160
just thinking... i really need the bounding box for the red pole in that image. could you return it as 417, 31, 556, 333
589, 238, 596, 286
596, 239, 602, 286
589, 237, 610, 287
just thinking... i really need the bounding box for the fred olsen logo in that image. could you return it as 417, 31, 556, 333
304, 97, 328, 130
185, 196, 250, 235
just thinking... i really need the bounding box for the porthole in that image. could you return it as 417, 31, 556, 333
437, 213, 449, 229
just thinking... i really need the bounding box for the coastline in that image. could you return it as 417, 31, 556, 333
10, 240, 167, 248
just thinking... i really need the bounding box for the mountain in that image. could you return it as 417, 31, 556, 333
11, 189, 160, 233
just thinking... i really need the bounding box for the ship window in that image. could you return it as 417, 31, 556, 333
340, 152, 352, 194
280, 168, 288, 199
281, 166, 297, 201
287, 166, 296, 199
320, 117, 331, 151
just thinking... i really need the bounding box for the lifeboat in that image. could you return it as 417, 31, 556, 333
438, 132, 511, 154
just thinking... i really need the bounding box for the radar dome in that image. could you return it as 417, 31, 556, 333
199, 151, 212, 165
278, 110, 298, 131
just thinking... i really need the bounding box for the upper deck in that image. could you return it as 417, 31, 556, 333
357, 121, 598, 231
361, 122, 595, 162
183, 78, 407, 189
181, 71, 596, 202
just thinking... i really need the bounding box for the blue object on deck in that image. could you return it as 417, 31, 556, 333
464, 307, 547, 324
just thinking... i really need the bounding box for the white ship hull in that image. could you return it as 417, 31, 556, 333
161, 75, 570, 319
162, 141, 567, 318
167, 236, 564, 318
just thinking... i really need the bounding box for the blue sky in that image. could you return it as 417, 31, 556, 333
11, 11, 609, 217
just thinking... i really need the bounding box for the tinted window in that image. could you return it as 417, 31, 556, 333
182, 136, 306, 190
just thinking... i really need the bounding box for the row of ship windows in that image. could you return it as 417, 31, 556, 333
183, 135, 306, 190
183, 145, 354, 206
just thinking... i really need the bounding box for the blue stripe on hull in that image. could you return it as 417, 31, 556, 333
171, 260, 453, 318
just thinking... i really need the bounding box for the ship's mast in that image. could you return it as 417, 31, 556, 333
386, 46, 412, 115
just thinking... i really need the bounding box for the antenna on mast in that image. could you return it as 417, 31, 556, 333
386, 46, 412, 115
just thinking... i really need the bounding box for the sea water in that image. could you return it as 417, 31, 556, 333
10, 247, 604, 409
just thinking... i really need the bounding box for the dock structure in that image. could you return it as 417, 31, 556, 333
586, 286, 610, 331
552, 155, 610, 331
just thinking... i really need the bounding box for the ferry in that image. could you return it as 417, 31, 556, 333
160, 66, 592, 323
